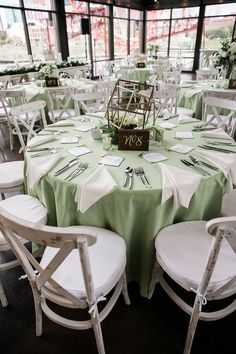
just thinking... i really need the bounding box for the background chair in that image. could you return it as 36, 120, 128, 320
9, 100, 47, 153
0, 209, 130, 354
73, 91, 108, 116
0, 75, 11, 90
202, 95, 236, 137
196, 68, 218, 81
148, 216, 236, 354
46, 86, 77, 123
0, 194, 47, 307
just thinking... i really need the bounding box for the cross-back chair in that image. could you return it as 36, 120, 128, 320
196, 68, 218, 81
46, 86, 77, 123
0, 160, 24, 200
153, 83, 179, 119
0, 75, 11, 90
148, 216, 236, 354
73, 91, 108, 116
163, 70, 181, 85
202, 95, 236, 137
0, 208, 130, 354
0, 194, 47, 307
9, 100, 47, 153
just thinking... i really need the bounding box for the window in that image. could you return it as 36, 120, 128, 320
23, 0, 54, 11
147, 9, 170, 20
130, 19, 141, 54
146, 20, 170, 56
91, 15, 109, 62
114, 18, 128, 58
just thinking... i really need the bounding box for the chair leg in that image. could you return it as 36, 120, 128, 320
92, 311, 105, 354
1, 193, 5, 200
32, 287, 43, 336
147, 258, 158, 299
183, 295, 202, 354
122, 272, 130, 305
0, 280, 8, 307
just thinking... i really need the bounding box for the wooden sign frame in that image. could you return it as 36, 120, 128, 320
228, 79, 236, 89
118, 129, 149, 151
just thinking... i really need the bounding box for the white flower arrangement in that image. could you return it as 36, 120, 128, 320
213, 39, 236, 69
37, 64, 59, 80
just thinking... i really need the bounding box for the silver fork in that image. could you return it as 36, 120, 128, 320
134, 167, 151, 188
64, 162, 88, 181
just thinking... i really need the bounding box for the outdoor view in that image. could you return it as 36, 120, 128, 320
0, 1, 235, 71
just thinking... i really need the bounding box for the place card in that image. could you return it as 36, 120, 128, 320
175, 132, 193, 139
60, 136, 79, 144
170, 144, 194, 154
143, 153, 168, 163
68, 146, 92, 157
99, 155, 124, 167
75, 125, 93, 132
158, 122, 177, 129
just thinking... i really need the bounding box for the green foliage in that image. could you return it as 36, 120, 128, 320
0, 59, 87, 77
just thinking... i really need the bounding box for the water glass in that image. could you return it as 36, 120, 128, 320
102, 136, 112, 151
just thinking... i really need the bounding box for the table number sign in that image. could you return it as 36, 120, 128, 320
118, 129, 149, 151
45, 77, 58, 87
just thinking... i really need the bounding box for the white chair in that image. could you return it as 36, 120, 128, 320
196, 68, 218, 81
0, 89, 26, 150
0, 160, 24, 199
0, 194, 47, 307
163, 70, 181, 85
148, 216, 236, 354
0, 75, 11, 89
202, 95, 236, 137
221, 190, 236, 216
9, 100, 47, 153
177, 106, 194, 117
72, 92, 108, 116
0, 208, 130, 354
153, 83, 179, 120
46, 86, 77, 123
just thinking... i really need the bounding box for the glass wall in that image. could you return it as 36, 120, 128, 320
147, 9, 170, 56
113, 6, 128, 59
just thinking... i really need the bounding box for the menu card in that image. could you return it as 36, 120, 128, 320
175, 132, 193, 139
75, 125, 93, 132
60, 136, 79, 144
143, 153, 168, 163
158, 122, 177, 129
170, 144, 194, 154
99, 155, 124, 167
68, 146, 92, 157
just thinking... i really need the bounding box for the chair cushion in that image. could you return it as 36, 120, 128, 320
0, 161, 24, 188
0, 194, 47, 251
40, 226, 126, 298
155, 220, 236, 293
221, 190, 236, 217
177, 107, 194, 117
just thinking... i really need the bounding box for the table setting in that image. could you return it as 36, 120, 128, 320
24, 111, 236, 297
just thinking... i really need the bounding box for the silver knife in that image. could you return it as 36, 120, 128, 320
199, 145, 236, 154
54, 158, 79, 176
128, 169, 133, 190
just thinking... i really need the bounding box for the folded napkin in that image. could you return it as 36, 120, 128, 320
159, 162, 202, 209
197, 149, 236, 192
27, 153, 61, 189
75, 165, 117, 213
85, 112, 106, 119
177, 115, 198, 124
184, 89, 202, 99
49, 120, 74, 127
201, 128, 233, 140
27, 135, 56, 148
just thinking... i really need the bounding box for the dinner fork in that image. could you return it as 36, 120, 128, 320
31, 148, 61, 158
64, 162, 88, 181
180, 159, 210, 176
138, 167, 151, 188
134, 167, 151, 188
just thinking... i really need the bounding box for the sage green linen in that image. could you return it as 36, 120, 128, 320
24, 118, 232, 296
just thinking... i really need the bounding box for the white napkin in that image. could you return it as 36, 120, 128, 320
201, 128, 233, 140
159, 162, 202, 209
177, 115, 198, 124
27, 153, 61, 189
27, 135, 56, 148
49, 120, 74, 127
184, 89, 202, 98
197, 149, 236, 192
75, 165, 117, 213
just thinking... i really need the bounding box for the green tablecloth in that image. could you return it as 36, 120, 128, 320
24, 118, 232, 296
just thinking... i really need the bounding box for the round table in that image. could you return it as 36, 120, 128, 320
24, 117, 232, 296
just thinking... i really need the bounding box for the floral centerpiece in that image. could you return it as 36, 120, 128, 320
148, 44, 160, 58
213, 39, 236, 79
36, 63, 58, 80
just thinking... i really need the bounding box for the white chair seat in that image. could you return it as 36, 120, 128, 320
40, 225, 126, 298
177, 106, 194, 117
0, 194, 47, 225
0, 161, 24, 189
48, 108, 76, 121
155, 220, 236, 294
221, 190, 236, 216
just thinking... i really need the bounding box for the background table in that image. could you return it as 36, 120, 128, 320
24, 118, 232, 296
